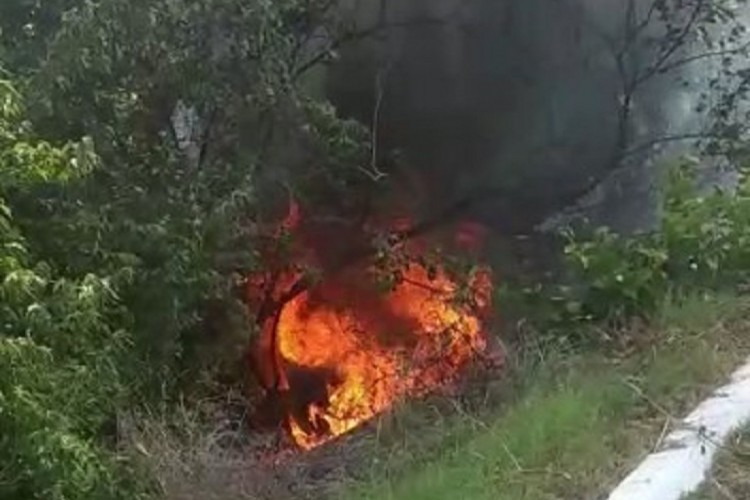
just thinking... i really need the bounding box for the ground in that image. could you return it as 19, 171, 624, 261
339, 293, 750, 500
128, 293, 750, 499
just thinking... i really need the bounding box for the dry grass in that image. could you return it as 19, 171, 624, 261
118, 390, 384, 500
120, 394, 273, 500
686, 426, 750, 499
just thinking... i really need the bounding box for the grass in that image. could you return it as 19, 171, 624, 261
120, 293, 750, 500
341, 293, 750, 500
685, 425, 750, 499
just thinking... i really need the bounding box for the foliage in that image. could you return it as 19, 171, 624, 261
0, 80, 146, 500
0, 0, 374, 394
560, 227, 669, 322
0, 0, 374, 494
549, 158, 750, 328
4, 0, 750, 496
0, 0, 84, 73
661, 162, 750, 286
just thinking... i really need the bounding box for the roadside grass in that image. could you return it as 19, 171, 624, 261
685, 425, 750, 499
342, 293, 750, 500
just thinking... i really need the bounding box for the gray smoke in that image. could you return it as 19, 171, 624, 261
325, 0, 747, 234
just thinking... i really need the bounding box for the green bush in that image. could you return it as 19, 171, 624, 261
0, 0, 374, 493
554, 159, 750, 327
661, 162, 750, 286
0, 79, 147, 500
561, 227, 668, 322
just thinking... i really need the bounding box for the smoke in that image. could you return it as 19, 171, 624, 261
326, 0, 746, 233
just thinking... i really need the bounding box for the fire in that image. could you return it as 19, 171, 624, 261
279, 263, 490, 449
247, 201, 494, 450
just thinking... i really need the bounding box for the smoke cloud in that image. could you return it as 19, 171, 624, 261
326, 0, 741, 232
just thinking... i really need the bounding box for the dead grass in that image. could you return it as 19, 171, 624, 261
119, 393, 273, 500
119, 390, 384, 500
685, 426, 750, 499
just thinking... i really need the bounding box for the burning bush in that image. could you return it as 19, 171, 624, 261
245, 201, 497, 449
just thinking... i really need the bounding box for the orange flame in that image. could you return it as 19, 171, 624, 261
247, 202, 494, 450
277, 263, 491, 449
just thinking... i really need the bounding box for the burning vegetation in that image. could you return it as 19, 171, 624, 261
246, 201, 497, 450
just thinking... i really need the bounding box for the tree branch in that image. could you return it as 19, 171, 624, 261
633, 0, 707, 88
292, 15, 454, 79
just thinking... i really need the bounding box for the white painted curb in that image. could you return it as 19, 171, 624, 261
608, 356, 750, 500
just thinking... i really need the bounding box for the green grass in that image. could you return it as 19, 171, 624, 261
342, 293, 750, 500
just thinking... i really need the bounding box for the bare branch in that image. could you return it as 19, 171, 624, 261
623, 131, 722, 158
645, 39, 750, 77
292, 15, 454, 79
633, 0, 707, 88
359, 60, 392, 182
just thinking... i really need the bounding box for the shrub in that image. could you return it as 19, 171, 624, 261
561, 227, 668, 322
0, 79, 148, 500
552, 159, 750, 327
